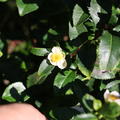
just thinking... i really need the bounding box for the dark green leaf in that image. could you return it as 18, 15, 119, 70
16, 0, 39, 16
54, 70, 76, 89
31, 47, 49, 56
75, 55, 90, 78
71, 113, 97, 120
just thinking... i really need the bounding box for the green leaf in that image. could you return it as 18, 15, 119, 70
113, 25, 120, 32
27, 59, 54, 87
69, 22, 87, 40
92, 31, 120, 79
88, 0, 101, 25
54, 70, 76, 89
48, 28, 59, 35
16, 0, 39, 16
31, 47, 49, 56
69, 4, 88, 40
71, 113, 97, 120
2, 82, 26, 102
99, 102, 120, 118
75, 55, 90, 78
82, 94, 94, 112
0, 0, 7, 2
105, 80, 120, 89
73, 4, 84, 26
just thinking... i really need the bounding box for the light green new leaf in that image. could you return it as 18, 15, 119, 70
71, 113, 97, 120
27, 59, 54, 87
0, 51, 3, 57
16, 0, 39, 16
2, 82, 27, 102
54, 70, 76, 89
31, 47, 49, 56
92, 31, 120, 79
88, 0, 101, 25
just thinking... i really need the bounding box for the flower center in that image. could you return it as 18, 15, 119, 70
108, 94, 120, 100
51, 53, 64, 62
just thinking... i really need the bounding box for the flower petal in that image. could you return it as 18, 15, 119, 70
52, 46, 62, 53
104, 89, 110, 100
111, 91, 120, 97
48, 53, 53, 61
57, 59, 67, 69
115, 99, 120, 105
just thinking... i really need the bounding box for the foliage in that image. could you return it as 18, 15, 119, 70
0, 0, 120, 119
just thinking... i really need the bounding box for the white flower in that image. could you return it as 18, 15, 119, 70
104, 89, 120, 105
48, 46, 67, 69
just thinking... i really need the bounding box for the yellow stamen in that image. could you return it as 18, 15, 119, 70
51, 53, 64, 62
108, 94, 120, 100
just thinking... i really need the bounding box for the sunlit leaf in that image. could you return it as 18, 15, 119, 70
73, 4, 84, 26
99, 102, 120, 118
27, 59, 54, 87
31, 47, 49, 56
2, 82, 27, 102
69, 22, 87, 40
71, 113, 97, 120
54, 70, 76, 89
92, 31, 120, 79
16, 0, 39, 16
105, 80, 120, 89
113, 25, 120, 32
0, 0, 7, 2
88, 0, 101, 25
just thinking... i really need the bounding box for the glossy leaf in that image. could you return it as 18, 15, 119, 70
113, 25, 120, 32
88, 0, 101, 25
54, 70, 76, 89
27, 59, 54, 87
99, 102, 120, 118
71, 113, 97, 120
105, 80, 120, 89
75, 55, 90, 78
31, 47, 49, 56
16, 0, 39, 16
2, 82, 26, 102
69, 22, 87, 40
92, 31, 120, 79
73, 4, 84, 26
